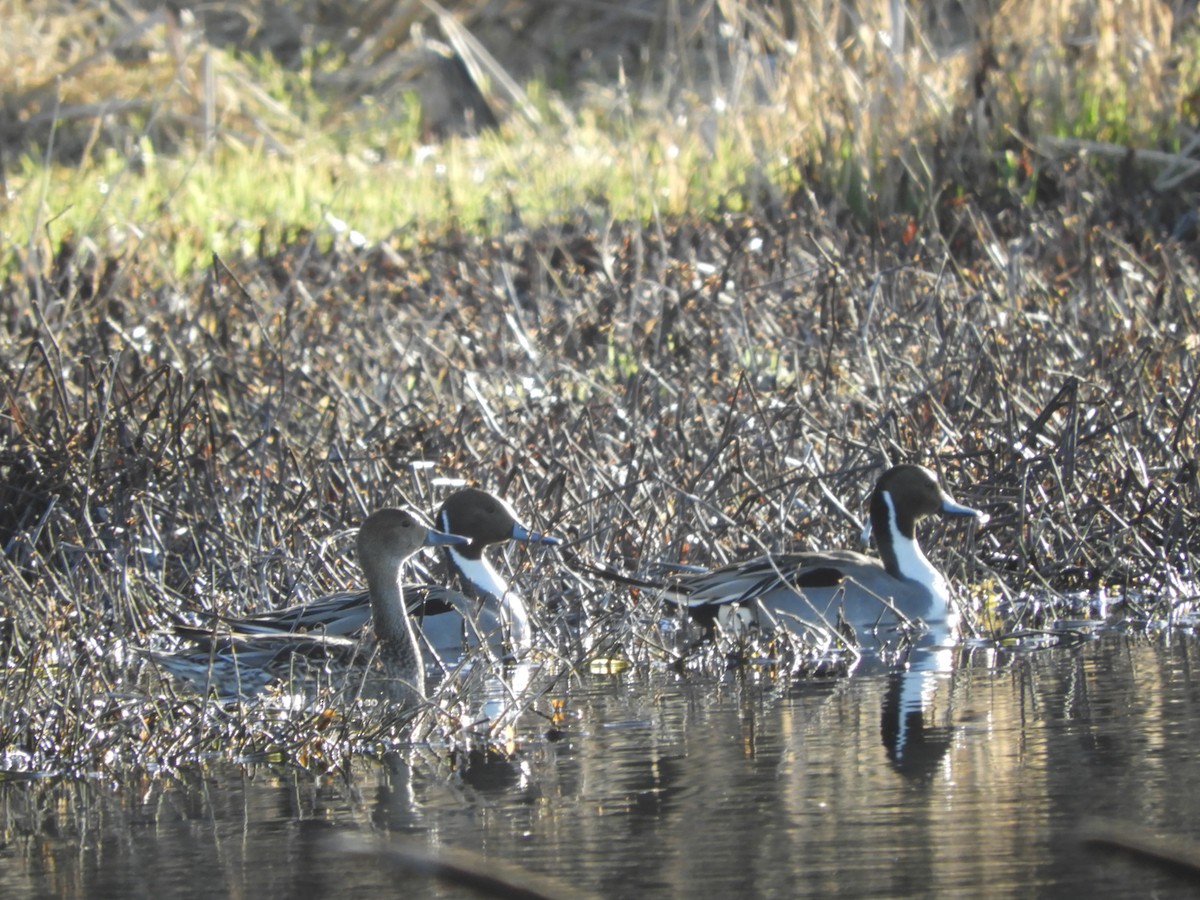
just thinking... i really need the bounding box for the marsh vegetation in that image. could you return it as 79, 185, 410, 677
0, 0, 1198, 815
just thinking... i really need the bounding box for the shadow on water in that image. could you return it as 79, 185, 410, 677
5, 634, 1200, 898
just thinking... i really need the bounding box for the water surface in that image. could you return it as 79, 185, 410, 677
4, 633, 1200, 898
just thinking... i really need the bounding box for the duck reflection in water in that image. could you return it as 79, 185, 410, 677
875, 639, 961, 779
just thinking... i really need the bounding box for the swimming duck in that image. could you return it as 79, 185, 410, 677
660, 465, 987, 635
150, 508, 468, 703
213, 488, 561, 661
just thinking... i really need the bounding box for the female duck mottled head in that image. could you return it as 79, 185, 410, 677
674, 464, 988, 634
209, 488, 561, 661
151, 508, 468, 703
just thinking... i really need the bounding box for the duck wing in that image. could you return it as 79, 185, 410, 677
198, 582, 474, 639
679, 550, 883, 608
221, 590, 372, 636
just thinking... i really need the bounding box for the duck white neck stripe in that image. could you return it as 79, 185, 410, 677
449, 546, 509, 598
882, 491, 945, 598
447, 546, 531, 648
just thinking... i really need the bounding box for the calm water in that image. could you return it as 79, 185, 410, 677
5, 632, 1200, 898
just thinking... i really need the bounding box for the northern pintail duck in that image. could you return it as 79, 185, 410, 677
661, 465, 987, 635
151, 509, 468, 703
213, 488, 561, 661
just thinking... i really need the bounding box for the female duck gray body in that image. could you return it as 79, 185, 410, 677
208, 488, 560, 663
152, 509, 468, 705
672, 465, 988, 635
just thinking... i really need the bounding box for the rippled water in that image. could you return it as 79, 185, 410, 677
5, 633, 1200, 898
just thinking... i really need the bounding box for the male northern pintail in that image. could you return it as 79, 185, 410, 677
663, 465, 987, 635
214, 488, 561, 661
151, 508, 468, 702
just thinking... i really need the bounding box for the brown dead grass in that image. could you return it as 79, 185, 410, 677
2, 160, 1200, 772
2, 0, 1200, 775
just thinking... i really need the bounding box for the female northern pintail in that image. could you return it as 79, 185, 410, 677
215, 488, 561, 661
665, 465, 987, 635
151, 508, 469, 703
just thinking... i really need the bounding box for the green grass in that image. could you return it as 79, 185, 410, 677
3, 1, 1199, 281
4, 109, 788, 279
